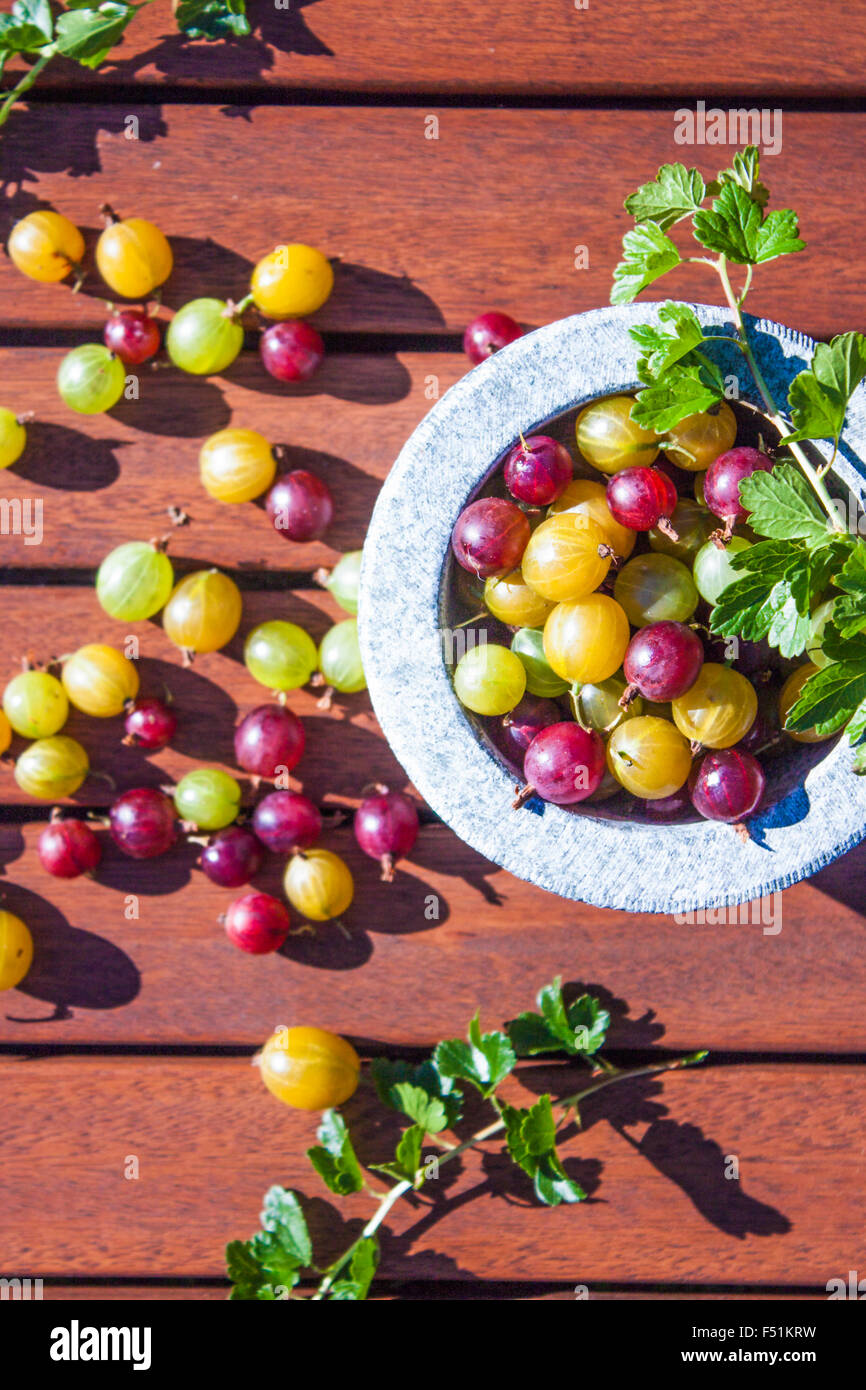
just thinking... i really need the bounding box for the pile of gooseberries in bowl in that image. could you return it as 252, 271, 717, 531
359, 305, 866, 913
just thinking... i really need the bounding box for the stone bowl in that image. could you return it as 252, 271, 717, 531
358, 303, 866, 913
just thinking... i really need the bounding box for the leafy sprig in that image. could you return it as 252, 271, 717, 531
226, 977, 707, 1300
0, 0, 250, 128
612, 147, 866, 758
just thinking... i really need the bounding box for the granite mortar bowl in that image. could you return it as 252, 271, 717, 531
358, 304, 866, 913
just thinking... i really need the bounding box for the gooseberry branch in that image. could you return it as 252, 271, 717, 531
711, 255, 844, 531
311, 1048, 707, 1300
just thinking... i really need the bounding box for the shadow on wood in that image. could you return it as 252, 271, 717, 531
0, 882, 140, 1022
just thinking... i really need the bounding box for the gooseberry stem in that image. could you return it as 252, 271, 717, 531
713, 256, 844, 533
0, 51, 54, 129
311, 1048, 707, 1300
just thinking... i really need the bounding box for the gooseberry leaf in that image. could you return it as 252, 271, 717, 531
848, 697, 866, 749
226, 1239, 266, 1294
693, 181, 803, 265
710, 539, 843, 657
370, 1123, 426, 1184
631, 359, 726, 433
390, 1083, 449, 1134
259, 1185, 313, 1266
433, 1015, 516, 1098
307, 1110, 364, 1196
611, 222, 681, 305
0, 15, 52, 49
736, 462, 830, 545
174, 0, 250, 39
226, 1187, 311, 1299
501, 1097, 586, 1207
832, 550, 866, 639
370, 1057, 463, 1128
629, 302, 710, 380
54, 3, 140, 68
712, 145, 769, 209
623, 163, 707, 231
508, 977, 609, 1056
784, 657, 866, 736
328, 1236, 379, 1301
781, 333, 866, 451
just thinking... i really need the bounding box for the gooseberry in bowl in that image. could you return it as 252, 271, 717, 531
358, 305, 864, 914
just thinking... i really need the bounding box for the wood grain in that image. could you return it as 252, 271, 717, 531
0, 108, 864, 341
2, 821, 866, 1051
0, 349, 463, 569
2, 1055, 862, 1283
2, 0, 864, 97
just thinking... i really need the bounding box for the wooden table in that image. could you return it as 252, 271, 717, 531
2, 1, 865, 1301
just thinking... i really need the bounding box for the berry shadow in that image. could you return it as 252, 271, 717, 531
132, 656, 240, 768
250, 445, 381, 553
0, 822, 25, 875
242, 347, 413, 407
408, 825, 509, 907
109, 364, 232, 438
1, 882, 140, 1022
9, 422, 122, 492
95, 833, 197, 898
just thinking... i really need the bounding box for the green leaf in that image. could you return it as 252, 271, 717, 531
434, 1014, 516, 1098
174, 0, 250, 39
611, 222, 681, 305
710, 536, 848, 659
226, 1187, 311, 1300
0, 14, 52, 49
306, 1110, 364, 1196
631, 360, 726, 433
13, 0, 53, 34
501, 1097, 586, 1208
852, 740, 866, 772
833, 549, 866, 638
508, 977, 609, 1057
328, 1236, 379, 1301
693, 182, 803, 266
370, 1123, 426, 1184
259, 1186, 313, 1266
54, 3, 140, 68
782, 333, 866, 451
522, 1094, 557, 1156
370, 1057, 463, 1128
737, 462, 831, 545
623, 163, 707, 231
712, 145, 769, 209
848, 695, 866, 747
534, 1151, 586, 1207
226, 1239, 265, 1290
629, 302, 708, 380
390, 1083, 448, 1134
784, 660, 866, 736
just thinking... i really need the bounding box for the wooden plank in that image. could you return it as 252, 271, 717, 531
0, 586, 407, 806
2, 1, 864, 97
2, 822, 866, 1052
0, 108, 863, 341
0, 349, 463, 569
2, 1056, 862, 1282
35, 1283, 821, 1300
